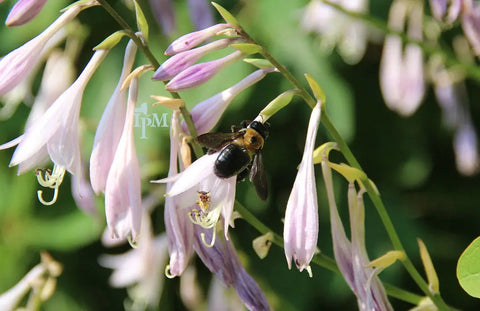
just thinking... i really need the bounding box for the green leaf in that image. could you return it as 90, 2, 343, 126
211, 2, 240, 28
134, 0, 149, 42
243, 58, 274, 69
457, 236, 480, 298
230, 43, 262, 55
93, 30, 127, 50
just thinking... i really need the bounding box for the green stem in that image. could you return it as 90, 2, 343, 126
239, 25, 452, 311
97, 0, 203, 158
234, 200, 423, 305
321, 0, 480, 83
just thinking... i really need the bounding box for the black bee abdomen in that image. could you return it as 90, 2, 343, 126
214, 144, 251, 178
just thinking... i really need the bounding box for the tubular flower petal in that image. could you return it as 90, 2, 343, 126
153, 38, 233, 81
5, 0, 48, 27
9, 49, 108, 178
187, 0, 214, 31
283, 102, 321, 276
429, 0, 461, 23
0, 2, 86, 95
90, 41, 137, 194
183, 68, 274, 135
454, 121, 479, 176
193, 227, 271, 310
380, 0, 425, 116
165, 50, 245, 92
148, 0, 176, 35
164, 110, 194, 277
104, 78, 142, 241
165, 23, 230, 55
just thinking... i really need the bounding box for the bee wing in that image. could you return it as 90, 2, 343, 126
196, 132, 242, 151
250, 151, 268, 200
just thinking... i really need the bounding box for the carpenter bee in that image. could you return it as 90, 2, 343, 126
195, 120, 269, 200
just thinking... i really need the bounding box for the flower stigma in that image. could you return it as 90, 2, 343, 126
35, 164, 66, 205
188, 191, 219, 247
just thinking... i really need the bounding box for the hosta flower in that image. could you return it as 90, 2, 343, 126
153, 38, 234, 81
301, 0, 369, 65
159, 152, 237, 244
90, 40, 137, 194
454, 121, 479, 176
100, 216, 169, 308
0, 1, 92, 95
5, 0, 48, 27
163, 110, 194, 277
283, 102, 321, 276
184, 68, 275, 135
429, 0, 461, 23
165, 50, 245, 92
194, 226, 271, 310
187, 0, 214, 31
380, 0, 424, 117
165, 23, 230, 55
148, 0, 175, 35
104, 77, 142, 241
322, 165, 393, 310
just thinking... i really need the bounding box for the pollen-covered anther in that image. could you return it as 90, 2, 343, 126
35, 165, 66, 206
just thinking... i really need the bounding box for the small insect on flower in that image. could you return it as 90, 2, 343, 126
189, 191, 215, 227
196, 120, 269, 200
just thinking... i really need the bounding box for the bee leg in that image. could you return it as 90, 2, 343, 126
236, 164, 252, 182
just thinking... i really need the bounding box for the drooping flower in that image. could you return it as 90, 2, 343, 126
104, 77, 142, 241
0, 1, 93, 95
379, 0, 425, 116
321, 164, 393, 311
99, 215, 169, 308
184, 68, 275, 135
301, 0, 369, 65
5, 0, 48, 27
163, 110, 194, 278
148, 0, 175, 35
187, 0, 214, 31
193, 226, 271, 310
165, 50, 245, 92
90, 40, 137, 194
283, 102, 321, 277
429, 0, 461, 23
454, 121, 479, 176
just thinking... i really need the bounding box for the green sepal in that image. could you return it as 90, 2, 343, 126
313, 142, 339, 165
329, 162, 366, 184
243, 58, 274, 69
93, 30, 128, 50
305, 73, 326, 105
211, 2, 240, 29
230, 43, 262, 55
61, 0, 99, 12
134, 0, 149, 42
457, 236, 480, 298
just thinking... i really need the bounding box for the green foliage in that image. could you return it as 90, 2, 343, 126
457, 236, 480, 298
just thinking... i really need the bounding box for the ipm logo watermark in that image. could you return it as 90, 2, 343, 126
134, 102, 169, 139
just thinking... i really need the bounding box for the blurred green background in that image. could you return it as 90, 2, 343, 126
1, 0, 479, 310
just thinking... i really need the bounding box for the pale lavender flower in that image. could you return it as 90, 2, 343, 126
187, 0, 214, 31
207, 277, 244, 311
163, 110, 194, 277
5, 0, 48, 27
148, 0, 175, 35
153, 38, 234, 81
99, 216, 169, 307
283, 102, 321, 276
462, 0, 480, 56
454, 121, 479, 176
157, 152, 237, 243
380, 0, 425, 116
194, 226, 271, 310
429, 0, 461, 23
90, 40, 137, 194
322, 163, 393, 310
0, 2, 88, 95
71, 164, 97, 216
165, 23, 230, 55
104, 77, 142, 241
183, 68, 275, 135
9, 50, 108, 177
166, 50, 245, 92
301, 0, 369, 65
